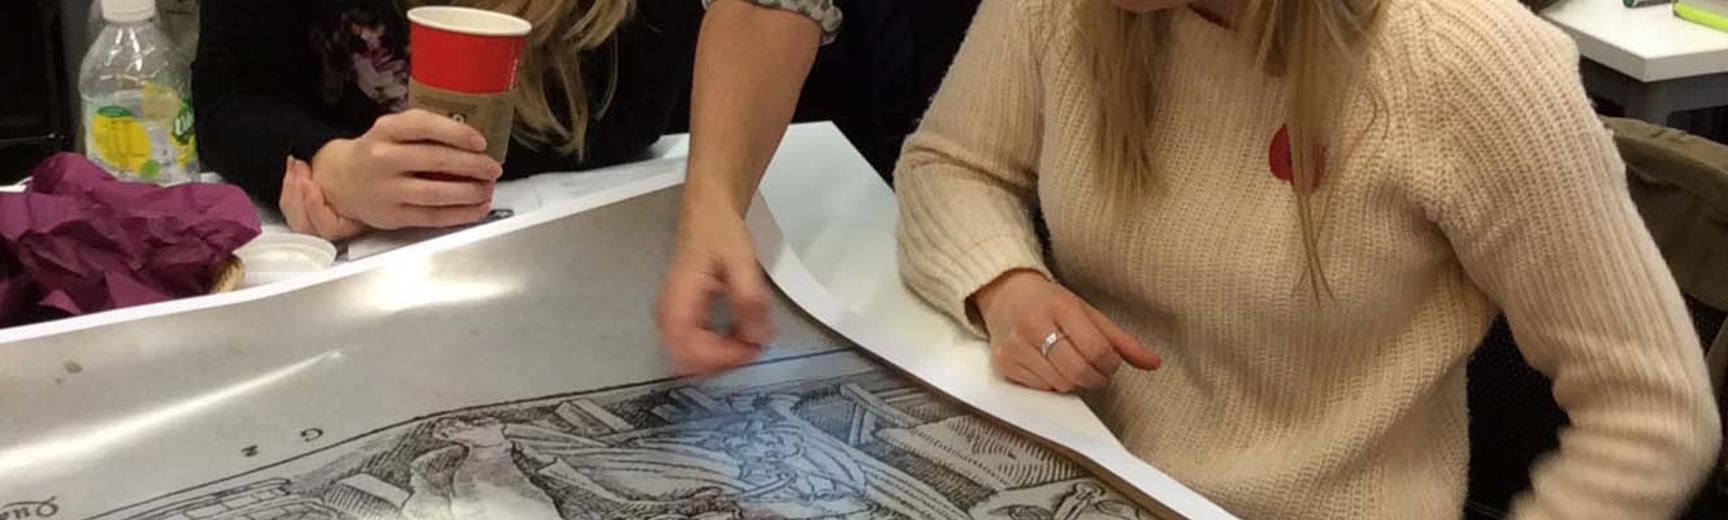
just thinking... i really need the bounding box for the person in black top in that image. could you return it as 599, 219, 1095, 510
194, 0, 703, 236
196, 0, 953, 376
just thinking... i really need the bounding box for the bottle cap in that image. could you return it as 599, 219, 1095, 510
101, 0, 156, 24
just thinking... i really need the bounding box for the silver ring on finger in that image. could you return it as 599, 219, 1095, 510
1039, 331, 1067, 357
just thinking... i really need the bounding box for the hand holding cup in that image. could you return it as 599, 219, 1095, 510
309, 109, 501, 231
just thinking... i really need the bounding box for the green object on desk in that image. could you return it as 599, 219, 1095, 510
1677, 0, 1728, 32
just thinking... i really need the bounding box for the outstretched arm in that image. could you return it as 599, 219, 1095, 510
657, 0, 825, 375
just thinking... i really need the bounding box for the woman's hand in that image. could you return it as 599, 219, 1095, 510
974, 270, 1161, 393
655, 194, 774, 376
310, 109, 503, 231
281, 156, 367, 240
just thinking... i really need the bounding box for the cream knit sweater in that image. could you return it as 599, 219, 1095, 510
895, 0, 1722, 518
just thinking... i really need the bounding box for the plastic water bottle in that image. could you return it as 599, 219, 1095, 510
78, 0, 197, 184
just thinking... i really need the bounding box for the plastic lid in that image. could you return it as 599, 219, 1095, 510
101, 0, 156, 23
234, 233, 338, 286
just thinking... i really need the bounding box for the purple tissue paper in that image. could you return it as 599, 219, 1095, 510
0, 153, 261, 326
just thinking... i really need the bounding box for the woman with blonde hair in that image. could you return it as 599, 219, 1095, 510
195, 0, 837, 239
893, 0, 1721, 517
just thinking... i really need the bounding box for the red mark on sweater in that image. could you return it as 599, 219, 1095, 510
1269, 126, 1325, 187
1270, 126, 1294, 183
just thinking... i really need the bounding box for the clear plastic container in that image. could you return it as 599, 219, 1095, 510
78, 0, 197, 185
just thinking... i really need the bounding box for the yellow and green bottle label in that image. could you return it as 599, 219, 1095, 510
172, 99, 196, 169
87, 85, 197, 181
89, 105, 155, 178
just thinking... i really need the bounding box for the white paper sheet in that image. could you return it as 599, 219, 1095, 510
743, 124, 1233, 518
746, 199, 1236, 520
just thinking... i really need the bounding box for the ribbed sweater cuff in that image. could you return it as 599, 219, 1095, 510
920, 233, 1051, 338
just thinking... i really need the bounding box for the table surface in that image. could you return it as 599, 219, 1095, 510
1543, 0, 1728, 82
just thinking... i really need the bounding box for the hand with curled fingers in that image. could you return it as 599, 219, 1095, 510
655, 195, 774, 377
280, 156, 367, 240
973, 270, 1161, 393
309, 109, 504, 231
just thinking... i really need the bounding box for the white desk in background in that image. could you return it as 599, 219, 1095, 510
1543, 0, 1728, 124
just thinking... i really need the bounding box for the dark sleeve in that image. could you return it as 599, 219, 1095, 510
193, 0, 355, 208
498, 0, 704, 177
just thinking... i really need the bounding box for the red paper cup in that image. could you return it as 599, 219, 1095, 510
407, 6, 531, 161
407, 6, 531, 94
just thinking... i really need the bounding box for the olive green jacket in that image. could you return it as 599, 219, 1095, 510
1606, 117, 1728, 401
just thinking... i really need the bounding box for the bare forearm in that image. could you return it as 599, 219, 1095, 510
686, 0, 822, 215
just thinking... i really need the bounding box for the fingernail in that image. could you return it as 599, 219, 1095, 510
470, 135, 487, 151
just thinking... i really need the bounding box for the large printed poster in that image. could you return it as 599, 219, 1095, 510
92, 351, 1147, 520
0, 185, 1169, 520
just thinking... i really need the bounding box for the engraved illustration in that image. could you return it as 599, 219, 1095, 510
102, 352, 1149, 520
